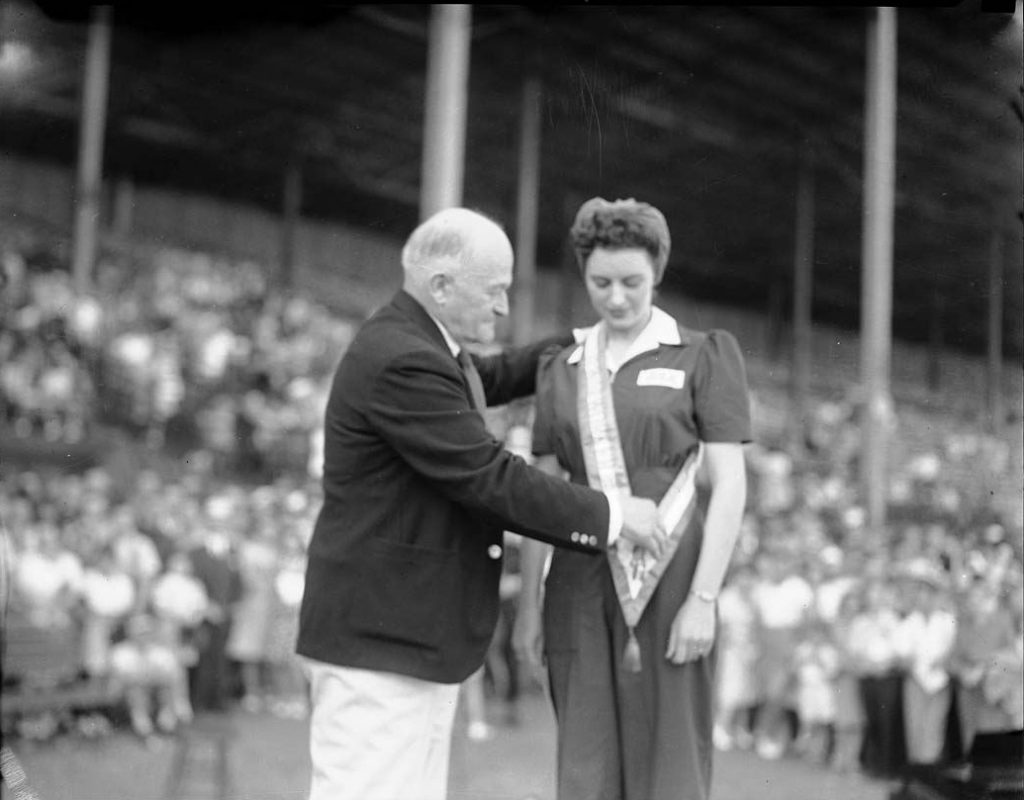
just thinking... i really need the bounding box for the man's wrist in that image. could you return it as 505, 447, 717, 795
689, 589, 718, 604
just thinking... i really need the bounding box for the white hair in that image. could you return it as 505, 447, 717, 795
401, 208, 507, 292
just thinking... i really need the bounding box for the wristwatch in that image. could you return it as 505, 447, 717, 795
689, 589, 717, 603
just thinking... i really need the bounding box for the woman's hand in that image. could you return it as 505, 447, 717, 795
666, 596, 717, 664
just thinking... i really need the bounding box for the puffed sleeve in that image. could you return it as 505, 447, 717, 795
692, 329, 752, 443
530, 344, 564, 458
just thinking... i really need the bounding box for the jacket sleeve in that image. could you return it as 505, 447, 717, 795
474, 332, 575, 407
365, 346, 608, 552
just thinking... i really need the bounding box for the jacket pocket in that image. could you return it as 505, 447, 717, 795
347, 540, 455, 650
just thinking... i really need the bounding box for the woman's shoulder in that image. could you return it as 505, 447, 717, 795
695, 327, 744, 355
684, 326, 747, 376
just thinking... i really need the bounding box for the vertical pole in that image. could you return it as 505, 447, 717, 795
790, 147, 815, 449
281, 156, 303, 290
71, 5, 112, 293
927, 291, 944, 393
987, 229, 1004, 431
767, 278, 785, 361
512, 73, 543, 346
419, 4, 471, 219
859, 7, 898, 537
560, 192, 585, 327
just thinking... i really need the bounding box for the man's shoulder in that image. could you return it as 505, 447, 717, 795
348, 309, 447, 367
336, 306, 454, 398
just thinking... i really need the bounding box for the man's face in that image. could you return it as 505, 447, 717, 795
436, 236, 513, 346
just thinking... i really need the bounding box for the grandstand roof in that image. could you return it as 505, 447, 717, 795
3, 2, 1022, 358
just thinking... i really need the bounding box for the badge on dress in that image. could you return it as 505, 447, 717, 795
636, 368, 686, 389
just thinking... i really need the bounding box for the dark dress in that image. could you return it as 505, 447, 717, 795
188, 541, 243, 711
532, 312, 751, 800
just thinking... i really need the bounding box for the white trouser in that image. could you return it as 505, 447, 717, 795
303, 658, 461, 800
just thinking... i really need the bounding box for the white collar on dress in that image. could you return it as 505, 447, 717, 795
566, 306, 682, 366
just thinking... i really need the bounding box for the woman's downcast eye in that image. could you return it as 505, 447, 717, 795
589, 278, 645, 290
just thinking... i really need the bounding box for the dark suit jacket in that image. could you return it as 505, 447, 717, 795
297, 290, 610, 683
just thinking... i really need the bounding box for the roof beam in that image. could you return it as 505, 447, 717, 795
350, 6, 426, 41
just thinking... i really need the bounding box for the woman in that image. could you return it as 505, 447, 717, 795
79, 545, 136, 677
264, 528, 309, 718
713, 564, 761, 752
949, 577, 1021, 754
894, 561, 957, 764
151, 550, 211, 725
831, 589, 868, 772
513, 197, 750, 800
848, 575, 907, 777
226, 517, 278, 711
748, 549, 811, 759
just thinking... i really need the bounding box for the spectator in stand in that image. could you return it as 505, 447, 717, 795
106, 327, 157, 429
831, 590, 867, 773
227, 513, 279, 712
264, 527, 308, 719
750, 447, 794, 515
132, 473, 184, 565
484, 530, 525, 729
109, 613, 186, 738
792, 616, 840, 765
966, 523, 1018, 591
750, 550, 813, 759
146, 322, 185, 449
36, 340, 92, 443
713, 563, 760, 752
150, 550, 210, 727
894, 560, 957, 764
949, 577, 1021, 753
196, 393, 239, 474
849, 576, 907, 778
813, 546, 859, 626
13, 517, 83, 628
79, 545, 136, 678
110, 505, 162, 612
191, 311, 237, 387
186, 500, 242, 712
484, 419, 535, 728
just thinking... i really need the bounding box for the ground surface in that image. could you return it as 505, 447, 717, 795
6, 691, 893, 800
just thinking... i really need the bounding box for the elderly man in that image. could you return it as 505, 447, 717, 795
297, 208, 664, 800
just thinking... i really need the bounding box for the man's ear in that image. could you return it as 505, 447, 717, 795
428, 273, 449, 305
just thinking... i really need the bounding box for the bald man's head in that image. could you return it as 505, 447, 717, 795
402, 208, 513, 347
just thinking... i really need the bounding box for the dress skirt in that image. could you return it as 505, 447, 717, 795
544, 510, 714, 800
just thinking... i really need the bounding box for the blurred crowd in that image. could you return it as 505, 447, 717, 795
2, 230, 1022, 775
710, 415, 1024, 778
1, 228, 355, 476
1, 463, 316, 742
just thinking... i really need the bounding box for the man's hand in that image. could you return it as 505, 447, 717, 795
619, 496, 667, 560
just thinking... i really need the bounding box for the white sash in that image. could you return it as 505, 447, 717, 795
576, 323, 703, 671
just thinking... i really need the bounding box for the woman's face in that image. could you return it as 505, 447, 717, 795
584, 247, 656, 337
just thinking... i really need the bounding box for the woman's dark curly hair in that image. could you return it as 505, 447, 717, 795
570, 197, 671, 283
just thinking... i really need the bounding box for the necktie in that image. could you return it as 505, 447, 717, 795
457, 350, 487, 411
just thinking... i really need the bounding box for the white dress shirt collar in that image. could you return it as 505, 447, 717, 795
427, 312, 461, 358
